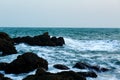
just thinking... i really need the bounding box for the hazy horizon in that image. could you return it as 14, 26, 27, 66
0, 0, 120, 28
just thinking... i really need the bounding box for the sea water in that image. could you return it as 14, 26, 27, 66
0, 27, 120, 80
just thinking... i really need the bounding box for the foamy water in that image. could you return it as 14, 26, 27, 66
0, 37, 120, 80
0, 28, 120, 80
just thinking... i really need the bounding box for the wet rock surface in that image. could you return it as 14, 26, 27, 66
4, 52, 48, 74
53, 64, 70, 70
73, 62, 109, 72
13, 32, 65, 46
0, 32, 17, 56
0, 32, 111, 80
23, 68, 86, 80
77, 71, 97, 78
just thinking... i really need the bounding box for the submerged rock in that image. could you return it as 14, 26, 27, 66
23, 68, 86, 80
73, 62, 109, 72
13, 32, 65, 46
53, 64, 70, 70
5, 52, 48, 74
0, 32, 17, 56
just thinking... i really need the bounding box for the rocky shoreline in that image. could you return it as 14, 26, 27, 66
0, 32, 109, 80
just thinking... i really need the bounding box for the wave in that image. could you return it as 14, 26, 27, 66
1, 38, 120, 80
65, 38, 120, 52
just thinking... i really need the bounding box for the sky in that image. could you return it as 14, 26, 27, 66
0, 0, 120, 28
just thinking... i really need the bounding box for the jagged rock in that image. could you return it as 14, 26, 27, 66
53, 64, 70, 70
0, 32, 17, 56
0, 73, 12, 80
73, 62, 109, 72
13, 32, 65, 46
23, 68, 86, 80
5, 52, 48, 74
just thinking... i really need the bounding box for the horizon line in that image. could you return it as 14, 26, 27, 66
0, 26, 120, 28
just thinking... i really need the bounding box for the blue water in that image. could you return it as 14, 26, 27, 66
0, 27, 120, 80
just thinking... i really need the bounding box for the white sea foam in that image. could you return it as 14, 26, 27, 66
65, 38, 120, 52
1, 37, 120, 80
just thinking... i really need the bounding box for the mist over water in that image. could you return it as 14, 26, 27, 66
0, 27, 120, 80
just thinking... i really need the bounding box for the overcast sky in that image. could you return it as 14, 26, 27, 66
0, 0, 120, 28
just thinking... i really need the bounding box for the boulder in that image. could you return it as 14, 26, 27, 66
73, 62, 109, 72
0, 39, 17, 56
0, 32, 17, 56
5, 52, 48, 74
13, 32, 65, 46
53, 64, 69, 70
23, 68, 86, 80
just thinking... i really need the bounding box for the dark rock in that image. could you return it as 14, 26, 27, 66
91, 66, 109, 72
73, 62, 109, 72
77, 71, 97, 78
51, 37, 65, 46
0, 62, 9, 70
23, 75, 35, 80
0, 73, 4, 78
73, 62, 89, 69
57, 71, 86, 80
0, 39, 17, 56
2, 77, 12, 80
100, 67, 109, 72
57, 37, 65, 46
51, 37, 58, 43
53, 64, 70, 70
0, 32, 14, 44
23, 69, 86, 80
13, 32, 65, 46
5, 52, 48, 74
0, 32, 17, 56
35, 68, 46, 76
0, 73, 12, 80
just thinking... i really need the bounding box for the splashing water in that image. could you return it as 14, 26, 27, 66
0, 28, 120, 80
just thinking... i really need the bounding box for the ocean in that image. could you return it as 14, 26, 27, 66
0, 27, 120, 80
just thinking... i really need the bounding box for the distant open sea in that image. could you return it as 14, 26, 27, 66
0, 27, 120, 80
